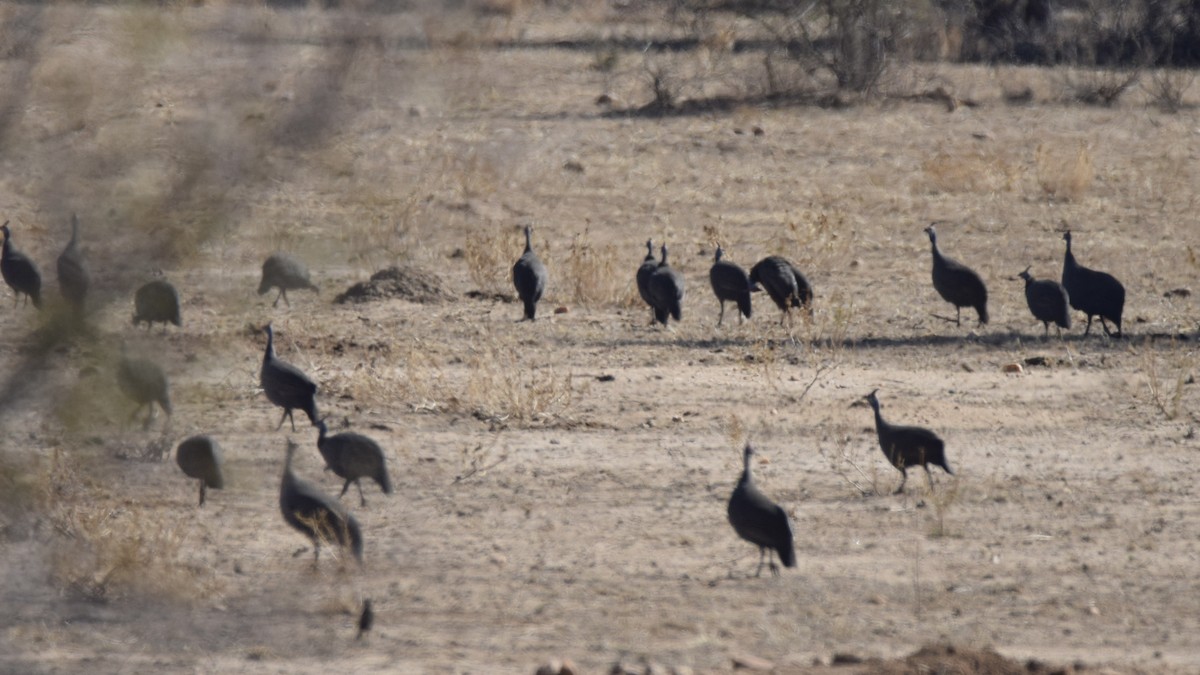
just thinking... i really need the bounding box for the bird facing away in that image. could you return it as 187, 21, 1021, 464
117, 345, 172, 430
646, 243, 685, 326
635, 239, 657, 323
709, 246, 752, 326
258, 252, 318, 308
748, 256, 812, 326
315, 419, 393, 507
356, 599, 373, 640
56, 213, 90, 314
511, 224, 548, 321
1061, 230, 1125, 337
1018, 267, 1070, 338
727, 443, 796, 577
260, 323, 319, 432
280, 439, 363, 566
864, 389, 953, 494
0, 222, 42, 309
176, 435, 224, 507
132, 279, 182, 330
924, 224, 988, 326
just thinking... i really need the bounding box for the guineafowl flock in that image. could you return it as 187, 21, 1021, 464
0, 213, 1145, 634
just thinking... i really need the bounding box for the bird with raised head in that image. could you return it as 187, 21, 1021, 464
279, 438, 363, 566
709, 245, 752, 326
511, 224, 548, 321
1061, 230, 1124, 337
0, 221, 42, 309
924, 223, 988, 327
260, 323, 319, 432
727, 443, 796, 577
863, 389, 953, 494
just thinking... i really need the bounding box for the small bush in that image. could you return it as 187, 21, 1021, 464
1035, 141, 1094, 201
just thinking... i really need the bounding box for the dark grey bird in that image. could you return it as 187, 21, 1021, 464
511, 224, 548, 321
356, 599, 373, 640
1061, 230, 1124, 337
864, 389, 953, 494
176, 435, 224, 506
280, 438, 363, 565
258, 252, 318, 308
56, 213, 90, 314
315, 419, 392, 507
1018, 266, 1070, 338
260, 323, 319, 432
727, 443, 796, 577
709, 245, 752, 326
748, 256, 812, 325
117, 345, 172, 430
132, 279, 182, 330
0, 222, 41, 309
924, 224, 988, 326
635, 239, 657, 323
646, 243, 684, 326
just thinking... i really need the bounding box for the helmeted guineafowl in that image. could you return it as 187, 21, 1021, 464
727, 443, 796, 577
924, 224, 988, 326
280, 438, 363, 565
1018, 266, 1070, 338
511, 224, 548, 321
117, 344, 172, 430
646, 243, 684, 326
709, 245, 752, 326
133, 279, 182, 330
258, 252, 318, 308
748, 256, 812, 325
315, 419, 392, 507
864, 389, 953, 494
0, 222, 41, 309
176, 435, 224, 506
635, 239, 657, 323
57, 213, 90, 315
260, 323, 319, 431
1061, 230, 1124, 337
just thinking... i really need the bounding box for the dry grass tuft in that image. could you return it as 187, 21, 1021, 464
564, 225, 629, 308
462, 334, 574, 426
921, 149, 1020, 194
464, 225, 513, 296
1139, 347, 1194, 420
42, 450, 216, 602
1035, 141, 1094, 201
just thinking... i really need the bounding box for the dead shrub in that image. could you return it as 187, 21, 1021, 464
464, 225, 512, 295
1058, 67, 1141, 106
1035, 141, 1094, 201
1144, 68, 1194, 112
921, 150, 1020, 194
564, 226, 627, 308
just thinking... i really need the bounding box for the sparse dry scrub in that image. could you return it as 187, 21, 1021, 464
564, 225, 629, 309
1058, 67, 1142, 106
1144, 68, 1195, 112
462, 334, 574, 426
921, 149, 1021, 195
1139, 346, 1195, 420
1034, 141, 1094, 201
464, 225, 513, 295
42, 450, 216, 602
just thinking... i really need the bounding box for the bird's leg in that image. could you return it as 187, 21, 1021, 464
955, 307, 962, 326
1084, 315, 1093, 336
340, 480, 352, 498
925, 466, 937, 493
754, 547, 767, 578
282, 289, 291, 308
893, 470, 908, 495
717, 302, 725, 327
289, 411, 298, 432
357, 480, 367, 508
768, 550, 780, 577
199, 481, 206, 507
276, 409, 288, 431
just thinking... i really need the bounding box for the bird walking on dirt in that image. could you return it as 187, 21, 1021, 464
727, 443, 796, 577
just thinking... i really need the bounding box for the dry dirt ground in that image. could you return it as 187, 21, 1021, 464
0, 3, 1199, 674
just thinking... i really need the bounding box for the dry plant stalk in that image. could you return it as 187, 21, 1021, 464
1141, 349, 1194, 420
565, 226, 627, 308
1035, 141, 1094, 201
464, 225, 512, 295
921, 150, 1020, 194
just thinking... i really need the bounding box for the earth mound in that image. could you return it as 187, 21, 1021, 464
334, 265, 455, 305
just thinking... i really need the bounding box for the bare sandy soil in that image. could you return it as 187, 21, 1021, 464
0, 3, 1198, 674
